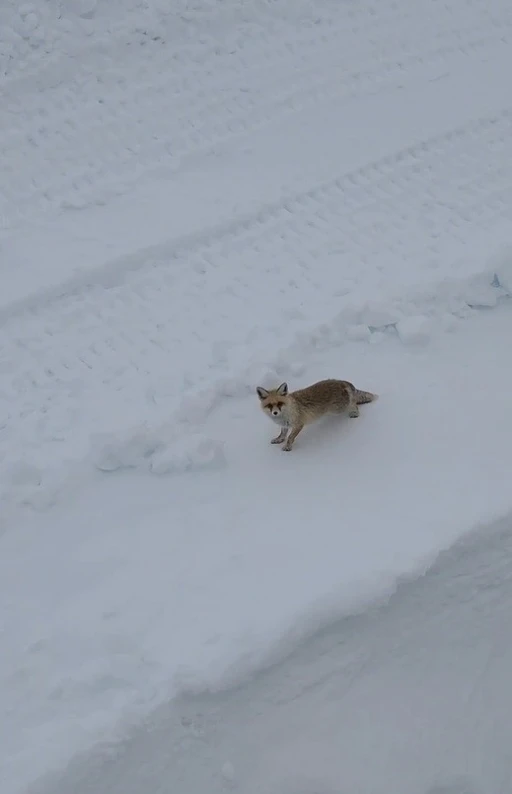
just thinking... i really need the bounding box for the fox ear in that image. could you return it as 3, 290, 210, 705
277, 382, 288, 396
256, 386, 269, 400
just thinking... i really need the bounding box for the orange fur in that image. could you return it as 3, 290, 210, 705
256, 379, 378, 451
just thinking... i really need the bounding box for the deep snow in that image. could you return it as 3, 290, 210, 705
2, 0, 512, 792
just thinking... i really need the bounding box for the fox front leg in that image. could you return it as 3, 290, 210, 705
271, 427, 288, 445
282, 423, 304, 452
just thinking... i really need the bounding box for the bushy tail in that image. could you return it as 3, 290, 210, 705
354, 389, 378, 404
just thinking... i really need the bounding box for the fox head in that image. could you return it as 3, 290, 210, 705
256, 382, 289, 419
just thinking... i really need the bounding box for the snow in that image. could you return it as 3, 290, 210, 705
5, 301, 512, 794
28, 512, 512, 794
2, 0, 512, 792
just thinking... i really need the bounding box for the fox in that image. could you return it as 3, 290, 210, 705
256, 378, 378, 451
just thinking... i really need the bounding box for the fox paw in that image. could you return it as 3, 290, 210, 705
282, 444, 293, 452
271, 437, 285, 444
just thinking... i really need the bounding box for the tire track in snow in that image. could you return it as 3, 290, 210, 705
1, 0, 511, 227
2, 106, 512, 321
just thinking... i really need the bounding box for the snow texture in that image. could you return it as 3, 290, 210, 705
1, 0, 512, 792
29, 513, 512, 794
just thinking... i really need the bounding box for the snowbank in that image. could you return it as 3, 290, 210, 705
39, 513, 512, 794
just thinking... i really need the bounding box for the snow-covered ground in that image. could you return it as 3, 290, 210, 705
27, 512, 512, 794
2, 0, 512, 792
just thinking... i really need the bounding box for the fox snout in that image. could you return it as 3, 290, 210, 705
263, 400, 285, 418
270, 402, 286, 417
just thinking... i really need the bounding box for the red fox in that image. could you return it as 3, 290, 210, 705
256, 379, 378, 451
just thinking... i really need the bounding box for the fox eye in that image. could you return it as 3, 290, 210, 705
276, 402, 284, 408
